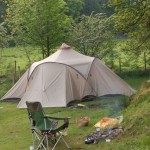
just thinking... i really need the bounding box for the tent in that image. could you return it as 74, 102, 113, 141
1, 43, 135, 108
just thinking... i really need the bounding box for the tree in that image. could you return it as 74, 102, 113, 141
0, 0, 6, 23
123, 38, 150, 71
0, 23, 8, 61
5, 0, 71, 58
81, 0, 101, 15
69, 13, 114, 59
64, 0, 84, 19
109, 0, 150, 71
0, 23, 8, 49
99, 0, 114, 16
81, 0, 114, 16
109, 0, 150, 49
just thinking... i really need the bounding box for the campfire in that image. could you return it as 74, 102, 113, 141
85, 116, 123, 144
85, 127, 123, 144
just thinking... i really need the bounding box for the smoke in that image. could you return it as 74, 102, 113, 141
99, 95, 127, 117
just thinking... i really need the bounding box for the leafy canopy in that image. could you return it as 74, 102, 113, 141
69, 13, 113, 58
109, 0, 150, 70
109, 0, 150, 50
0, 23, 8, 48
5, 0, 71, 57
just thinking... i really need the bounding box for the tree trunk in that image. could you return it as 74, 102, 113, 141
24, 46, 31, 64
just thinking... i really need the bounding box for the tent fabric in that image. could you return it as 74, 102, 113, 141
1, 43, 135, 108
1, 70, 28, 100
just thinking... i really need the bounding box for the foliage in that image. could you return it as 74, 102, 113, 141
80, 0, 114, 16
109, 0, 150, 34
0, 0, 6, 23
69, 12, 114, 58
109, 0, 150, 70
65, 0, 84, 19
109, 39, 150, 73
0, 23, 8, 49
99, 0, 114, 16
122, 39, 150, 71
81, 0, 102, 15
5, 0, 71, 58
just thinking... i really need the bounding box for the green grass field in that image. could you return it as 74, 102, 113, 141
0, 47, 150, 150
0, 90, 150, 150
0, 80, 150, 150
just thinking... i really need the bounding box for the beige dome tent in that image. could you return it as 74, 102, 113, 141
1, 43, 135, 108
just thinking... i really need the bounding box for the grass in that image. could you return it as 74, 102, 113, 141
0, 98, 119, 150
0, 90, 150, 150
123, 75, 150, 90
0, 46, 41, 98
0, 47, 150, 149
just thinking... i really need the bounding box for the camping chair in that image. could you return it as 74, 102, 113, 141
26, 101, 70, 150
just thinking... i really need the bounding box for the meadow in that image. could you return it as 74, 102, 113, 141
0, 47, 150, 150
0, 79, 149, 150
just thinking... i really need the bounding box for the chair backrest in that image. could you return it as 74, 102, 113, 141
26, 101, 52, 130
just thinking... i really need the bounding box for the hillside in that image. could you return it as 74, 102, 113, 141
120, 80, 150, 149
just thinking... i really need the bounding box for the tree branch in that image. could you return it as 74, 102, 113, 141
133, 33, 150, 50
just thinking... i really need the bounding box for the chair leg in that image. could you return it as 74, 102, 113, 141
32, 131, 47, 150
32, 131, 35, 148
52, 130, 69, 150
45, 135, 50, 150
52, 133, 62, 150
36, 136, 47, 150
32, 130, 69, 150
32, 131, 41, 149
61, 136, 70, 148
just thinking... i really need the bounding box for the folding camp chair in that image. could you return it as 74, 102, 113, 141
26, 101, 70, 150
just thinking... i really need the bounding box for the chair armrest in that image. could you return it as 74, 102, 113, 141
44, 116, 71, 120
50, 117, 70, 132
45, 110, 61, 115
